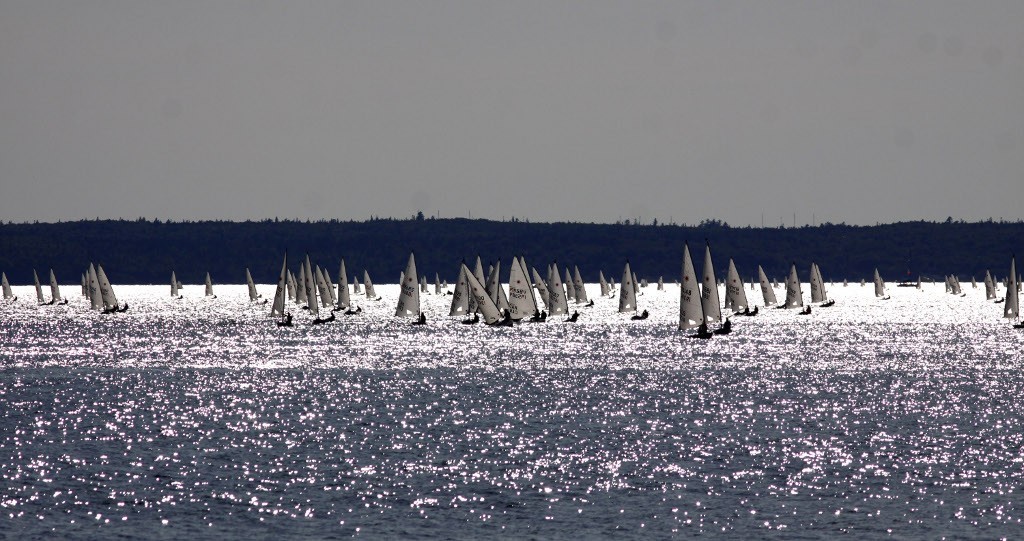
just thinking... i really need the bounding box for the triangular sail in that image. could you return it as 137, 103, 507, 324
758, 265, 777, 306
874, 268, 886, 298
303, 255, 319, 318
618, 262, 637, 313
49, 269, 62, 303
32, 269, 45, 303
287, 270, 296, 300
87, 264, 102, 310
700, 243, 722, 323
985, 270, 995, 299
809, 262, 824, 303
323, 267, 338, 305
784, 263, 802, 308
1, 272, 12, 300
435, 273, 442, 295
725, 259, 748, 313
546, 262, 568, 315
96, 265, 119, 310
205, 272, 215, 297
679, 244, 704, 329
337, 260, 350, 308
296, 264, 308, 304
171, 271, 179, 297
395, 252, 420, 317
364, 270, 377, 298
531, 266, 549, 309
507, 256, 538, 320
563, 268, 575, 303
599, 270, 610, 297
246, 268, 259, 301
449, 264, 470, 316
657, 276, 664, 291
315, 266, 332, 308
463, 263, 502, 324
1004, 256, 1018, 320
573, 266, 588, 304
271, 252, 288, 317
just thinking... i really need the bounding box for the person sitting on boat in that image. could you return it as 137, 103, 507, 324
696, 322, 713, 338
566, 310, 579, 322
719, 317, 731, 333
285, 311, 292, 326
417, 312, 427, 325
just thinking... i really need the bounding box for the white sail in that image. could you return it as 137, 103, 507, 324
679, 244, 704, 329
984, 270, 996, 299
170, 271, 179, 297
633, 272, 641, 300
303, 255, 319, 318
395, 252, 420, 318
573, 266, 588, 304
507, 256, 538, 320
815, 264, 829, 302
531, 266, 549, 308
757, 265, 777, 306
463, 263, 502, 324
322, 267, 338, 305
724, 259, 748, 313
546, 262, 568, 315
96, 264, 119, 310
560, 268, 572, 303
49, 269, 62, 303
486, 260, 510, 313
315, 266, 333, 308
271, 252, 288, 317
520, 257, 540, 314
784, 263, 803, 308
618, 262, 637, 313
364, 270, 377, 299
435, 273, 442, 295
449, 264, 471, 316
296, 264, 308, 304
287, 270, 296, 300
874, 268, 886, 298
246, 268, 259, 301
337, 260, 350, 308
205, 272, 215, 297
809, 263, 824, 303
657, 276, 664, 291
700, 244, 722, 323
87, 264, 101, 310
1, 272, 12, 300
1004, 256, 1018, 320
599, 270, 610, 297
33, 269, 44, 303
420, 275, 428, 294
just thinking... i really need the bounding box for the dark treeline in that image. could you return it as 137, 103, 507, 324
0, 217, 1021, 286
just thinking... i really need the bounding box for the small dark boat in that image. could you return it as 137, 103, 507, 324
630, 309, 649, 321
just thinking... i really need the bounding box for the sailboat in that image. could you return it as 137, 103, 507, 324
246, 268, 267, 304
486, 260, 510, 314
507, 256, 541, 321
170, 271, 183, 299
564, 268, 576, 304
334, 260, 351, 311
462, 262, 506, 325
364, 270, 380, 300
873, 268, 890, 300
700, 242, 727, 332
810, 263, 835, 307
546, 262, 569, 315
33, 270, 46, 305
2, 272, 17, 302
304, 255, 334, 324
757, 265, 777, 307
48, 270, 67, 305
573, 266, 591, 306
1005, 256, 1022, 329
205, 272, 217, 298
618, 261, 638, 314
271, 252, 293, 326
599, 270, 611, 297
96, 264, 128, 313
679, 244, 712, 338
396, 252, 425, 323
449, 263, 471, 318
531, 267, 549, 309
725, 259, 754, 316
784, 263, 807, 312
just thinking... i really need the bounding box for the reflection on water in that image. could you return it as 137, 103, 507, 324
2, 283, 1023, 538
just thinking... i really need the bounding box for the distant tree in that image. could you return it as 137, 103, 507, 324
416, 211, 425, 221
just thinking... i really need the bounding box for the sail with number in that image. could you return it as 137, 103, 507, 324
337, 260, 350, 309
463, 263, 502, 324
322, 267, 338, 306
96, 265, 119, 311
395, 253, 420, 318
546, 263, 568, 315
573, 266, 588, 305
758, 265, 777, 306
507, 256, 538, 320
618, 262, 637, 313
784, 263, 803, 308
531, 266, 549, 309
724, 259, 748, 313
809, 263, 824, 303
679, 244, 704, 330
303, 255, 319, 318
364, 271, 377, 299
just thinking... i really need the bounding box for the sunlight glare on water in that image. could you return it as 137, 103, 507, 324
2, 282, 1024, 538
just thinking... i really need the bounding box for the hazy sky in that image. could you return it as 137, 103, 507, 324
1, 1, 1022, 226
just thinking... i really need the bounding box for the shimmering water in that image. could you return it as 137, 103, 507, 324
2, 283, 1023, 538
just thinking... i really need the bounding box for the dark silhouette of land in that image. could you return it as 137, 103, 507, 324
0, 217, 1020, 285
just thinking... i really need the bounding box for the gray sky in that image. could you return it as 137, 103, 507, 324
1, 1, 1022, 226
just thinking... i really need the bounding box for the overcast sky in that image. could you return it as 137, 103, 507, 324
1, 1, 1021, 226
